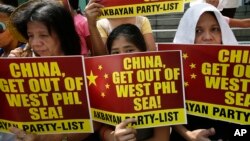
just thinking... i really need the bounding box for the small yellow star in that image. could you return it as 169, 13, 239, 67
101, 92, 105, 97
189, 63, 196, 69
98, 65, 103, 70
104, 73, 109, 79
184, 82, 189, 87
182, 53, 188, 60
87, 71, 98, 86
190, 73, 197, 79
105, 83, 110, 89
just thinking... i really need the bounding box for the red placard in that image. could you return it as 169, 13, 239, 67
84, 51, 186, 128
0, 56, 93, 134
158, 43, 250, 125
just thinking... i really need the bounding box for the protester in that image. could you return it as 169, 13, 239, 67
174, 3, 237, 45
86, 0, 171, 136
0, 4, 24, 141
85, 0, 156, 56
100, 23, 171, 141
0, 4, 23, 57
68, 0, 92, 56
97, 15, 156, 51
8, 1, 101, 140
170, 3, 246, 141
85, 0, 171, 139
84, 0, 106, 56
9, 1, 81, 57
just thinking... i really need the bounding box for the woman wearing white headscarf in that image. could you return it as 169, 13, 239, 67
170, 3, 247, 141
174, 3, 237, 45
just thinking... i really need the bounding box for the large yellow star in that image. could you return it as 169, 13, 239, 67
87, 71, 98, 86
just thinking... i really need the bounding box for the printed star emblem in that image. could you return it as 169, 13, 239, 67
101, 92, 105, 97
98, 65, 103, 70
189, 63, 196, 69
190, 73, 197, 79
105, 83, 110, 89
184, 82, 189, 87
182, 53, 188, 60
104, 73, 109, 79
87, 71, 98, 86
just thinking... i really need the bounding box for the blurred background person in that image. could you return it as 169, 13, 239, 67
68, 0, 92, 56
0, 3, 24, 57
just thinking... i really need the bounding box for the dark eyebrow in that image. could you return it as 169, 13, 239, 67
123, 45, 136, 49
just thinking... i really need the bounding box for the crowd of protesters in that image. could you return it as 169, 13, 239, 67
0, 0, 249, 141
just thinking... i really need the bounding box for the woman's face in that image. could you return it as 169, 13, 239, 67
27, 21, 63, 56
111, 36, 141, 54
195, 12, 222, 44
0, 13, 15, 49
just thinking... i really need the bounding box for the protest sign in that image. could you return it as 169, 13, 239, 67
158, 43, 250, 125
84, 51, 186, 128
98, 0, 185, 18
0, 56, 93, 134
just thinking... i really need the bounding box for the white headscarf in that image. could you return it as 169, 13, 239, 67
173, 3, 238, 45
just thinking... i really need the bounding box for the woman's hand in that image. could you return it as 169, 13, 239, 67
9, 127, 37, 141
114, 118, 137, 141
84, 0, 103, 27
8, 44, 32, 57
186, 127, 216, 141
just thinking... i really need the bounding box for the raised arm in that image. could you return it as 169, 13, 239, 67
84, 0, 107, 56
229, 18, 250, 28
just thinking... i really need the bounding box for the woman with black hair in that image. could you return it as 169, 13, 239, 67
8, 1, 101, 140
9, 0, 82, 57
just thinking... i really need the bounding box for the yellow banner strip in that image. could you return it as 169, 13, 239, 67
91, 108, 186, 128
100, 1, 184, 18
186, 100, 250, 125
0, 119, 93, 134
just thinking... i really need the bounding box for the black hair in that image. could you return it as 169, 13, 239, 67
205, 11, 217, 20
68, 0, 82, 15
68, 0, 78, 10
0, 3, 15, 16
2, 0, 18, 7
106, 23, 147, 54
12, 1, 81, 55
